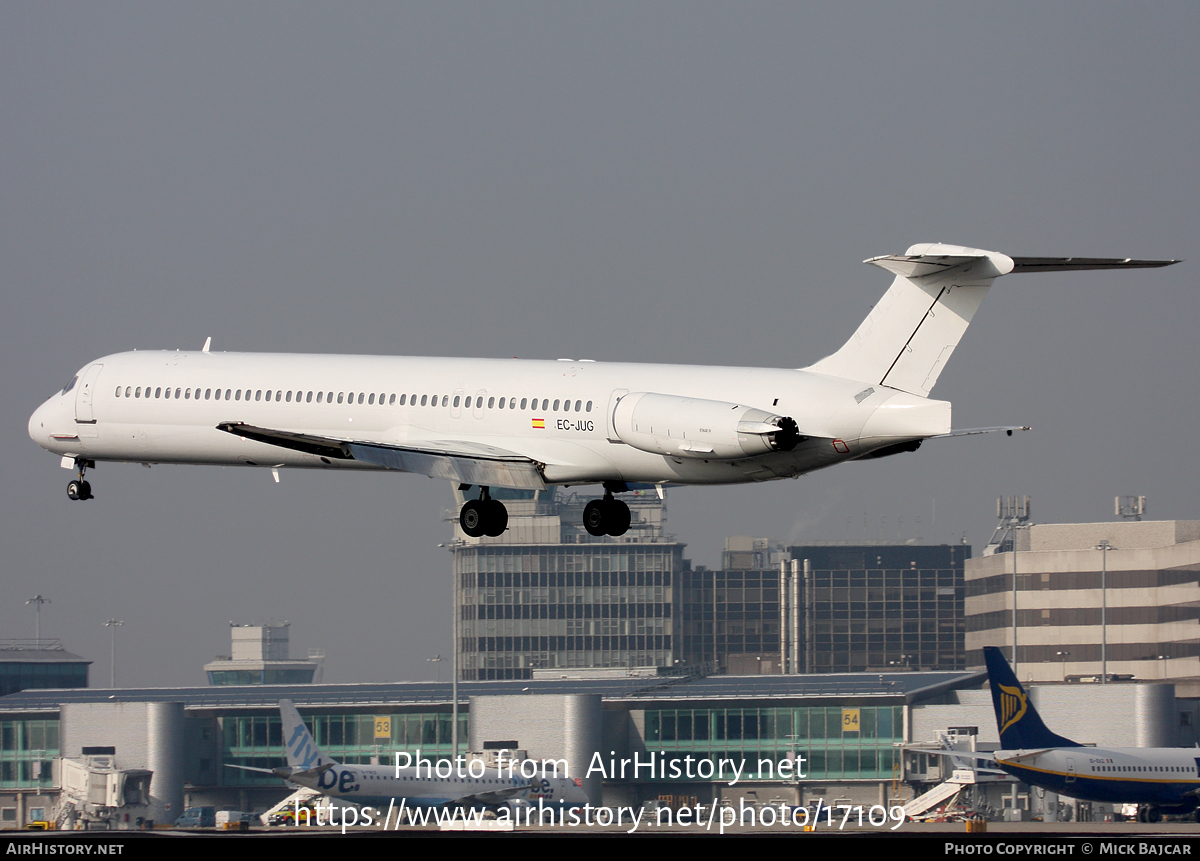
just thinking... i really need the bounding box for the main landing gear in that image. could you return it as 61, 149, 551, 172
583, 489, 631, 537
459, 487, 508, 538
66, 459, 94, 501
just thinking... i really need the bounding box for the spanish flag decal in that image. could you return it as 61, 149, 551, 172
532, 418, 545, 429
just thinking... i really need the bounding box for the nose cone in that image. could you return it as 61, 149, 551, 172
29, 400, 49, 445
29, 398, 69, 452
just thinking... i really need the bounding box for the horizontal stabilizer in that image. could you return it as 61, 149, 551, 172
933, 426, 1030, 438
1009, 257, 1179, 273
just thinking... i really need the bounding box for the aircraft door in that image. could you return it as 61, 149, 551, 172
74, 364, 104, 423
1065, 757, 1076, 784
606, 389, 628, 443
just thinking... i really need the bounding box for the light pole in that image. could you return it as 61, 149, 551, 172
26, 595, 50, 645
427, 655, 444, 683
103, 620, 124, 687
1096, 541, 1115, 684
1056, 650, 1070, 682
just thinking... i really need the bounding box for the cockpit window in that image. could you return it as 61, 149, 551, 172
60, 376, 78, 396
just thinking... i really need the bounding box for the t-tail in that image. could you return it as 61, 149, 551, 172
280, 699, 338, 772
806, 244, 1178, 396
984, 646, 1081, 750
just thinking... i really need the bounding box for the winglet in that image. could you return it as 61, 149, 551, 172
202, 337, 212, 353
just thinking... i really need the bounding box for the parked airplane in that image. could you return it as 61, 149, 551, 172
984, 646, 1200, 823
228, 699, 586, 815
28, 244, 1176, 536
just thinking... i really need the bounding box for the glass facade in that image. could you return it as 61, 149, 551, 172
642, 705, 903, 781
0, 661, 88, 697
790, 545, 969, 672
222, 710, 468, 785
456, 544, 685, 680
680, 568, 780, 670
207, 668, 316, 686
0, 719, 58, 789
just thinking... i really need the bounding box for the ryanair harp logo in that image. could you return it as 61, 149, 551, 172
999, 683, 1028, 735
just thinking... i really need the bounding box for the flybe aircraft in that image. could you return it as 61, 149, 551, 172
228, 699, 586, 815
984, 646, 1200, 823
28, 244, 1175, 537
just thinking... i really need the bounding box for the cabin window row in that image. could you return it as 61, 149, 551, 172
113, 386, 593, 413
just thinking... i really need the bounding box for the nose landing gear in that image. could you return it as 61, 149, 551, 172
458, 487, 508, 538
67, 460, 94, 501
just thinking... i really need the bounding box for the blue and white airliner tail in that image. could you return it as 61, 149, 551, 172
983, 647, 1200, 823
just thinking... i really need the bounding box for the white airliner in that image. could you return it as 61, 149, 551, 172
28, 244, 1176, 536
229, 699, 586, 815
983, 647, 1200, 823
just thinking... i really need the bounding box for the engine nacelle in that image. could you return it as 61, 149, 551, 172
612, 392, 801, 459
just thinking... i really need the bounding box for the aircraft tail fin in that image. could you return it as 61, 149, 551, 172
806, 244, 1013, 396
280, 699, 338, 770
806, 244, 1179, 397
984, 646, 1082, 750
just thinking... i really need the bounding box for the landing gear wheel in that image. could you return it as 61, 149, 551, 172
483, 500, 508, 537
460, 500, 487, 537
583, 497, 632, 536
67, 459, 94, 501
583, 500, 607, 536
1146, 806, 1162, 824
607, 499, 631, 536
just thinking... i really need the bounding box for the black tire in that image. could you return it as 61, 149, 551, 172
484, 500, 508, 537
67, 480, 81, 501
583, 500, 607, 536
607, 499, 631, 536
1146, 807, 1162, 824
460, 500, 487, 537
79, 481, 92, 500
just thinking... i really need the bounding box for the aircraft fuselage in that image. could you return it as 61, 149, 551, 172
29, 349, 948, 487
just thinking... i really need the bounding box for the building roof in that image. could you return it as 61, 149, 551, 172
0, 640, 90, 665
0, 670, 984, 714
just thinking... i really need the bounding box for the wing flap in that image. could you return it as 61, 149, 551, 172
217, 422, 547, 490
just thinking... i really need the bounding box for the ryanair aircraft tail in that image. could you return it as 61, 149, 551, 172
983, 646, 1082, 750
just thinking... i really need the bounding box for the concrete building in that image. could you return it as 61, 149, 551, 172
451, 487, 688, 680
204, 623, 320, 686
5, 669, 1191, 827
0, 670, 985, 826
965, 520, 1200, 694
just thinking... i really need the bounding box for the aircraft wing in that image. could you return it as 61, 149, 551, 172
216, 422, 547, 490
449, 787, 529, 805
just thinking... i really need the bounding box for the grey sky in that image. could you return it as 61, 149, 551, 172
3, 3, 1197, 686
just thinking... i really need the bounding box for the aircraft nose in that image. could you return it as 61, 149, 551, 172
29, 401, 48, 443
29, 398, 65, 450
